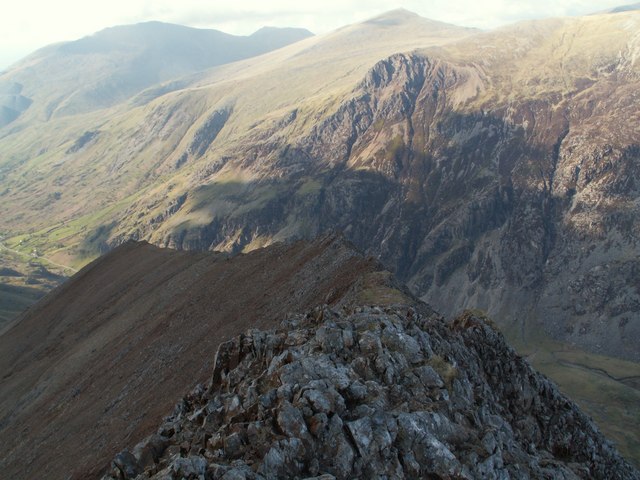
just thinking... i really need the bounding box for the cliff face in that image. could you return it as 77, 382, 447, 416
141, 37, 640, 361
102, 305, 638, 479
2, 12, 638, 361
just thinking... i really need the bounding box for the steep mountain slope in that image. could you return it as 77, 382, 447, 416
5, 8, 630, 360
0, 22, 312, 125
150, 11, 636, 363
0, 235, 403, 479
2, 10, 637, 360
1, 8, 640, 465
0, 10, 475, 252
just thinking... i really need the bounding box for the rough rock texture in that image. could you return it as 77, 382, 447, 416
103, 306, 637, 479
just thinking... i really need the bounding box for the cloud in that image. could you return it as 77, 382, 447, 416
0, 0, 631, 69
147, 0, 630, 33
127, 2, 392, 34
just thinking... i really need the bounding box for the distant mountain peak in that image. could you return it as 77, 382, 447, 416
380, 7, 419, 17
0, 21, 314, 126
611, 2, 640, 12
363, 8, 471, 31
593, 3, 640, 14
250, 26, 314, 38
366, 8, 420, 25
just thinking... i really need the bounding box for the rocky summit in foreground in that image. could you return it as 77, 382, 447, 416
103, 305, 638, 480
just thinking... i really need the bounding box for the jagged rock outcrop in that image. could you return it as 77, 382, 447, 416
103, 306, 637, 479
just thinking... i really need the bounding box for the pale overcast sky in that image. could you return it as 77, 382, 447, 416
0, 0, 632, 70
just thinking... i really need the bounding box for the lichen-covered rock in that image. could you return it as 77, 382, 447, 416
102, 305, 638, 479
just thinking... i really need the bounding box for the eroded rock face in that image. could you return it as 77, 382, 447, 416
103, 306, 637, 479
134, 47, 640, 361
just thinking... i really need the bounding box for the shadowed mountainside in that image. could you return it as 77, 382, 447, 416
0, 9, 637, 362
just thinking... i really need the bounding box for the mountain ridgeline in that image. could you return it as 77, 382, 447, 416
1, 7, 640, 473
2, 10, 638, 361
0, 22, 313, 125
0, 236, 404, 478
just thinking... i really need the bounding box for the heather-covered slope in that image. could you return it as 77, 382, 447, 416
0, 235, 401, 479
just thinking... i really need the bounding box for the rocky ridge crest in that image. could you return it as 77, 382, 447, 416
103, 305, 637, 479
